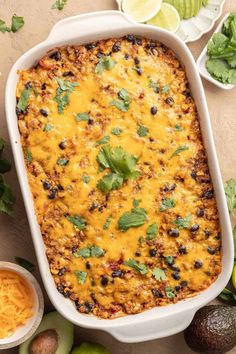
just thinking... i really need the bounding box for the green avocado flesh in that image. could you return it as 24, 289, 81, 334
19, 312, 74, 354
164, 0, 208, 19
71, 342, 110, 354
184, 305, 236, 354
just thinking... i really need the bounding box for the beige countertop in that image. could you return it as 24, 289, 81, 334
0, 0, 236, 353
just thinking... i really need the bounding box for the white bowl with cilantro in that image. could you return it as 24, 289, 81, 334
197, 13, 236, 90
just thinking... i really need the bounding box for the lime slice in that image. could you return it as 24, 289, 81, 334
147, 3, 180, 33
232, 264, 236, 290
121, 0, 163, 23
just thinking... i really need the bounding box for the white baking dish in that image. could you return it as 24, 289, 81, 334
5, 11, 234, 343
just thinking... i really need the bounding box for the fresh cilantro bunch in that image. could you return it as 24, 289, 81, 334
0, 138, 15, 215
206, 13, 236, 84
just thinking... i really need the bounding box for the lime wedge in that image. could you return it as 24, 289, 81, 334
232, 264, 236, 290
147, 3, 180, 33
121, 0, 163, 23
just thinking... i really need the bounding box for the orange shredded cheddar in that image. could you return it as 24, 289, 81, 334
0, 270, 34, 339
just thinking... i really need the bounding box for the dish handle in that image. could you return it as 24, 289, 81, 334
108, 308, 197, 343
47, 10, 137, 43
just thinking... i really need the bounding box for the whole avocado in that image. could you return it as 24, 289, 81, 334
71, 342, 109, 354
184, 305, 236, 354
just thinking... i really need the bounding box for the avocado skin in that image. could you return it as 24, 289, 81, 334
184, 305, 236, 354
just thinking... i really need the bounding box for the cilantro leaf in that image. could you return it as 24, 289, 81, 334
224, 179, 236, 214
133, 199, 140, 208
57, 157, 69, 166
24, 148, 32, 164
97, 173, 123, 193
137, 125, 148, 137
90, 246, 105, 257
111, 127, 122, 136
11, 15, 24, 33
160, 198, 176, 212
149, 79, 159, 91
103, 216, 112, 229
169, 145, 189, 159
15, 257, 35, 272
74, 245, 105, 258
17, 88, 32, 112
173, 215, 192, 229
66, 215, 86, 230
95, 135, 110, 146
82, 175, 90, 184
165, 256, 174, 265
124, 258, 148, 275
74, 270, 87, 284
175, 124, 184, 131
75, 112, 90, 122
146, 223, 158, 240
0, 19, 10, 33
152, 268, 166, 281
44, 123, 53, 132
52, 0, 67, 10
95, 55, 116, 74
110, 89, 130, 112
165, 287, 175, 299
74, 247, 91, 258
118, 207, 147, 231
0, 175, 15, 215
55, 78, 79, 114
162, 85, 170, 94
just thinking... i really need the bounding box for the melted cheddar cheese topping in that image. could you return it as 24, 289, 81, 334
16, 36, 221, 319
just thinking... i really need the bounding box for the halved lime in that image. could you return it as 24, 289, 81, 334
147, 3, 180, 33
232, 264, 236, 290
121, 0, 163, 23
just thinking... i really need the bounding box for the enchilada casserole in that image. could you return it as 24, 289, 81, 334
16, 36, 221, 319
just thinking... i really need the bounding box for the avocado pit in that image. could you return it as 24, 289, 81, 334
29, 329, 59, 354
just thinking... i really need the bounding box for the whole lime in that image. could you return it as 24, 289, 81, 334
71, 342, 109, 354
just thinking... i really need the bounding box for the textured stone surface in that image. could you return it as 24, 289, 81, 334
0, 1, 235, 353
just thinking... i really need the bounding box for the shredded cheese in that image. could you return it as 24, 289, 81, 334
0, 270, 34, 339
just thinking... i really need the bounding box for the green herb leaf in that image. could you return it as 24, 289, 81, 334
103, 217, 112, 229
95, 135, 110, 146
224, 179, 236, 214
162, 85, 170, 94
17, 88, 32, 112
175, 124, 184, 131
173, 215, 192, 229
82, 175, 90, 184
110, 89, 130, 112
165, 256, 174, 265
15, 257, 35, 272
0, 159, 11, 174
149, 79, 159, 91
118, 207, 147, 231
95, 55, 116, 74
0, 19, 10, 33
169, 145, 189, 159
138, 236, 145, 244
44, 123, 53, 132
57, 157, 69, 166
52, 0, 67, 10
74, 270, 87, 284
124, 258, 148, 275
74, 247, 91, 258
90, 245, 105, 257
152, 268, 167, 281
111, 127, 122, 136
55, 78, 79, 114
66, 215, 86, 230
165, 287, 175, 299
97, 173, 123, 193
11, 15, 24, 33
137, 125, 149, 137
24, 148, 32, 164
160, 198, 176, 212
133, 199, 140, 208
75, 112, 90, 122
146, 223, 158, 240
0, 175, 15, 215
74, 245, 105, 258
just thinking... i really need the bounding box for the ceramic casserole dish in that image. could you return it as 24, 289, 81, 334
5, 10, 234, 343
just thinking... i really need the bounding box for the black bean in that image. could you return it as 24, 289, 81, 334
152, 289, 163, 298
72, 245, 78, 253
168, 229, 179, 237
135, 37, 142, 45
179, 245, 187, 255
16, 106, 23, 115
101, 276, 109, 286
89, 202, 98, 211
215, 232, 221, 240
112, 270, 123, 278
48, 188, 57, 199
191, 224, 199, 232
88, 118, 94, 125
86, 261, 91, 270
183, 90, 191, 97
112, 43, 121, 53
207, 246, 216, 255
63, 290, 71, 298
57, 184, 64, 191
172, 272, 181, 280
39, 108, 48, 117
146, 41, 157, 49
50, 51, 61, 61
58, 267, 67, 276
136, 67, 143, 76
124, 53, 129, 60
171, 265, 180, 272
96, 51, 104, 58
151, 106, 158, 115
204, 229, 211, 238
63, 71, 74, 77
196, 208, 204, 217
149, 249, 157, 257
134, 57, 140, 65
98, 206, 104, 212
41, 83, 46, 90
180, 280, 188, 288
57, 284, 64, 294
194, 260, 203, 269
191, 171, 197, 180
201, 190, 214, 199
154, 86, 160, 94
125, 34, 136, 43
25, 81, 32, 89
85, 42, 96, 50
163, 183, 176, 192
175, 286, 181, 292
59, 141, 66, 150
43, 180, 51, 190
165, 97, 174, 106
135, 251, 141, 257
84, 301, 94, 313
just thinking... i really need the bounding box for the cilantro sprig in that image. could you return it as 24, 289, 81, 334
95, 55, 116, 74
118, 207, 147, 231
124, 258, 148, 275
0, 138, 14, 215
74, 245, 105, 258
0, 15, 24, 33
55, 77, 79, 114
110, 89, 131, 112
52, 0, 67, 10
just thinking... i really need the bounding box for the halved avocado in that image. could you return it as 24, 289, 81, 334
193, 0, 201, 17
183, 0, 194, 19
19, 312, 74, 354
71, 342, 109, 354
